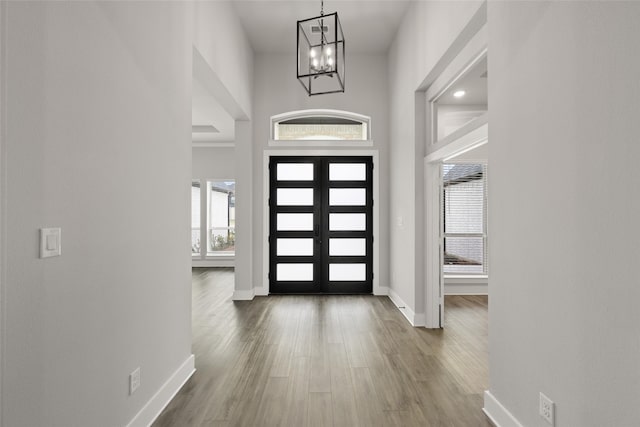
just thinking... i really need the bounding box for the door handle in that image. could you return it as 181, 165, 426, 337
314, 224, 320, 237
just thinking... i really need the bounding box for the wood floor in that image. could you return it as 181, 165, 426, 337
153, 268, 492, 427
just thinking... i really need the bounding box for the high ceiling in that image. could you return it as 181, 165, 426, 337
193, 0, 412, 140
232, 0, 412, 53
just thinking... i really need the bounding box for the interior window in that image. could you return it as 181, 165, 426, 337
272, 110, 370, 141
442, 163, 487, 275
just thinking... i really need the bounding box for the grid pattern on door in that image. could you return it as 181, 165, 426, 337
269, 156, 373, 294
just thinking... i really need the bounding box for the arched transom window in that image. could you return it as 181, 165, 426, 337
271, 109, 371, 143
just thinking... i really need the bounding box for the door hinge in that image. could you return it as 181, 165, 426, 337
268, 272, 270, 280
268, 235, 271, 243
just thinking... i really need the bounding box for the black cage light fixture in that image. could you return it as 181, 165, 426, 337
297, 0, 345, 96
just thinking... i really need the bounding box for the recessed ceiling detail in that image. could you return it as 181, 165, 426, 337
192, 125, 220, 134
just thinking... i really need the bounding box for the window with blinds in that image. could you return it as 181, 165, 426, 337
442, 163, 487, 275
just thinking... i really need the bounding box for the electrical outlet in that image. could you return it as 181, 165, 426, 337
539, 392, 554, 425
129, 367, 141, 395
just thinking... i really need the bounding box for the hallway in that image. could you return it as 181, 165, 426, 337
153, 268, 491, 426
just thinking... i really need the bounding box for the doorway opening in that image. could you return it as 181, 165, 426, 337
269, 156, 373, 294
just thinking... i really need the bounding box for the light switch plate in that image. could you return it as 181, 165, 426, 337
40, 228, 61, 258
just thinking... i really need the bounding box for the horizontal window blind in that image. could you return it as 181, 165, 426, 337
442, 163, 487, 275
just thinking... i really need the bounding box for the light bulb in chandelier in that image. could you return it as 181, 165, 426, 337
309, 45, 335, 73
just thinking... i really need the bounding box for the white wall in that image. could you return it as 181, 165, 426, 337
251, 52, 390, 294
192, 1, 253, 121
190, 0, 253, 290
192, 147, 235, 180
2, 2, 192, 426
487, 2, 640, 426
388, 1, 484, 319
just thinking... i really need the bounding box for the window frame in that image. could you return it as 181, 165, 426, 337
191, 180, 202, 258
441, 162, 488, 277
206, 179, 236, 257
269, 109, 373, 147
192, 178, 236, 264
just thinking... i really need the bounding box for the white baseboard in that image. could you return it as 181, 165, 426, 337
126, 354, 195, 427
412, 312, 426, 327
483, 390, 524, 427
446, 291, 489, 296
444, 278, 488, 295
254, 286, 268, 296
374, 286, 389, 296
388, 288, 424, 326
232, 288, 255, 300
192, 259, 234, 268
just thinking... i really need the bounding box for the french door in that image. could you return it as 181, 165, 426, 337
269, 156, 373, 294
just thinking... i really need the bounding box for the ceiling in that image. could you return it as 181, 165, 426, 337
232, 0, 412, 53
193, 1, 411, 141
436, 57, 488, 105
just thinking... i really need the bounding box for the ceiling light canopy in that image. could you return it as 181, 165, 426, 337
297, 0, 345, 96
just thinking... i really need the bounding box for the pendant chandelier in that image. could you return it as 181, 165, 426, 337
297, 0, 345, 96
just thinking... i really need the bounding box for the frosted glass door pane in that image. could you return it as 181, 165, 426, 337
329, 238, 366, 256
277, 188, 314, 206
277, 213, 313, 231
277, 263, 313, 281
329, 163, 366, 181
329, 264, 366, 281
329, 213, 366, 231
277, 238, 314, 256
277, 163, 314, 181
329, 188, 366, 206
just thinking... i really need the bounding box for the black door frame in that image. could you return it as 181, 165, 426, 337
269, 156, 373, 294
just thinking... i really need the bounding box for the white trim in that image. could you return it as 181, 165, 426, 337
424, 160, 443, 328
268, 139, 373, 148
388, 289, 425, 327
444, 284, 488, 296
271, 109, 371, 124
427, 122, 488, 163
126, 355, 195, 427
0, 2, 5, 423
191, 177, 236, 264
232, 288, 255, 301
428, 46, 487, 104
418, 12, 488, 330
374, 286, 389, 296
424, 126, 488, 330
270, 109, 371, 141
444, 274, 488, 295
261, 149, 381, 297
444, 277, 488, 283
445, 292, 488, 296
483, 390, 524, 427
253, 286, 268, 297
192, 142, 235, 148
435, 115, 488, 158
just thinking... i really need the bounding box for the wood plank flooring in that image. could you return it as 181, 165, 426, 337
153, 268, 492, 427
